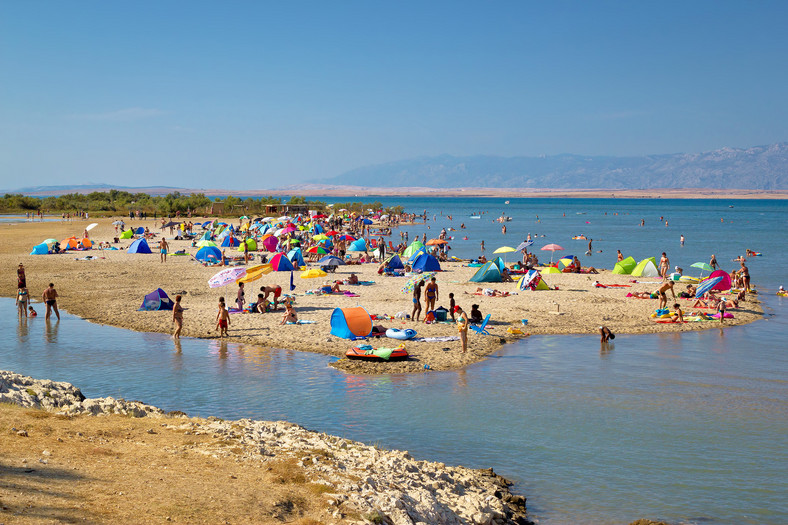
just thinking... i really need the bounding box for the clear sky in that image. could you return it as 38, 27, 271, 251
1, 1, 787, 190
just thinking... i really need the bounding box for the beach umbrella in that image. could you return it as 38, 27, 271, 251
557, 256, 575, 270
208, 267, 247, 288
313, 234, 329, 241
197, 240, 218, 248
112, 220, 125, 226
85, 223, 98, 231
691, 262, 714, 278
237, 266, 271, 284
695, 276, 723, 298
335, 234, 356, 242
515, 240, 534, 252
269, 253, 295, 271
493, 246, 516, 254
261, 235, 279, 252
306, 245, 329, 255
426, 239, 448, 246
540, 243, 564, 262
325, 230, 340, 236
312, 213, 328, 219
43, 238, 58, 246
401, 272, 435, 294
318, 255, 345, 266
300, 268, 328, 279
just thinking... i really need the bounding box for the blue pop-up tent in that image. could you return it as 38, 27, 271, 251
128, 238, 152, 254
195, 246, 222, 262
138, 288, 173, 311
411, 253, 441, 272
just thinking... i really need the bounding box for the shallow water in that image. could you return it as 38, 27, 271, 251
3, 295, 786, 525
3, 197, 787, 524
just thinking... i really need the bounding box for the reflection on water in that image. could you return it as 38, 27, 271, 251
1, 296, 786, 524
44, 319, 59, 344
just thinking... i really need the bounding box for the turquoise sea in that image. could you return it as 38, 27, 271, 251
2, 197, 787, 524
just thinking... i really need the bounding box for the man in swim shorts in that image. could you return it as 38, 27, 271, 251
159, 238, 169, 263
654, 281, 675, 310
42, 283, 60, 321
215, 298, 230, 337
261, 285, 283, 310
412, 280, 424, 322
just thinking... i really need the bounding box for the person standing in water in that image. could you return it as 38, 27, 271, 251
172, 295, 183, 338
42, 283, 60, 321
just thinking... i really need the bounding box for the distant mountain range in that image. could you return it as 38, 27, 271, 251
317, 143, 788, 190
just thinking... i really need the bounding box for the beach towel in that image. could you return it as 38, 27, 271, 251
412, 336, 460, 342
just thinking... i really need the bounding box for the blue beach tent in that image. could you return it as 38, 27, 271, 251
220, 236, 240, 247
469, 257, 506, 282
287, 248, 306, 268
127, 238, 153, 254
195, 246, 222, 262
406, 247, 427, 264
30, 243, 49, 255
330, 307, 373, 340
411, 253, 441, 272
138, 288, 173, 311
385, 254, 405, 270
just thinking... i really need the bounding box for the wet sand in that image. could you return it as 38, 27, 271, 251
0, 217, 764, 374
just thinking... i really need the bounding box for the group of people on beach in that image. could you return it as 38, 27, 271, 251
15, 263, 59, 321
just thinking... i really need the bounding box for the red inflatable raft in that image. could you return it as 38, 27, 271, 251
346, 345, 409, 361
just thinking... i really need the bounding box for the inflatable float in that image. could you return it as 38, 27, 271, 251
572, 236, 587, 240
386, 328, 417, 340
345, 344, 408, 361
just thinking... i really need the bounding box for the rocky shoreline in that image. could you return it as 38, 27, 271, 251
1, 370, 532, 525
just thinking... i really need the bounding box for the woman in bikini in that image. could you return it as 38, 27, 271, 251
172, 295, 183, 338
424, 277, 439, 313
412, 280, 424, 322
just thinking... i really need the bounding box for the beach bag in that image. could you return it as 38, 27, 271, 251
434, 307, 448, 322
424, 311, 435, 324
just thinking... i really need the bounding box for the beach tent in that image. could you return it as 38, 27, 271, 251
30, 243, 49, 255
517, 269, 550, 291
402, 240, 425, 258
348, 238, 367, 252
287, 248, 306, 268
200, 230, 212, 241
411, 253, 442, 272
470, 261, 502, 282
385, 254, 405, 270
406, 247, 427, 265
706, 269, 732, 291
138, 288, 173, 311
631, 257, 659, 277
220, 236, 240, 247
61, 237, 79, 250
80, 238, 92, 249
269, 253, 295, 271
236, 238, 257, 252
330, 307, 373, 340
127, 238, 153, 254
195, 246, 222, 262
134, 227, 145, 235
612, 256, 637, 275
541, 266, 562, 274
120, 229, 134, 239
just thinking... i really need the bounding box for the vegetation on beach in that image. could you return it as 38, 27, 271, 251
0, 191, 403, 217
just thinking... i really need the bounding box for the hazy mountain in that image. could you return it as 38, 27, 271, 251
318, 143, 788, 190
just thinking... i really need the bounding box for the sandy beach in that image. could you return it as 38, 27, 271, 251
0, 217, 764, 374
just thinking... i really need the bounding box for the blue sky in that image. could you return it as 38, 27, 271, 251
1, 1, 787, 190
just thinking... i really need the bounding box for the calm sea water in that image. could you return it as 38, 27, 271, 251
3, 197, 787, 525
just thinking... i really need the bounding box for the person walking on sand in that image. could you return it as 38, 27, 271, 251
659, 252, 670, 280
424, 277, 439, 314
172, 295, 183, 338
236, 282, 245, 311
42, 283, 60, 321
412, 280, 424, 322
455, 305, 469, 353
17, 263, 26, 288
216, 298, 230, 337
159, 238, 169, 263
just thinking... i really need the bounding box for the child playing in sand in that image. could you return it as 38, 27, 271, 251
215, 298, 230, 337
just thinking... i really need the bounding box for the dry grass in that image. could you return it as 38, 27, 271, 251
0, 404, 340, 524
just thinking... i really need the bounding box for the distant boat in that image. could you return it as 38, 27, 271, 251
504, 200, 510, 204
469, 215, 481, 219
729, 205, 734, 208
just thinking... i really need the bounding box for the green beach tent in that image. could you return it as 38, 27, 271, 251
631, 257, 659, 277
612, 256, 637, 275
120, 229, 134, 239
402, 240, 425, 258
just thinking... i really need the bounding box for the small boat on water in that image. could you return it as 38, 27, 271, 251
469, 215, 482, 219
496, 216, 512, 223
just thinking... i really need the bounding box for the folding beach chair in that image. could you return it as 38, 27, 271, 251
470, 314, 491, 335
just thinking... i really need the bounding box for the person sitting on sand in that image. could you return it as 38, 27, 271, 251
599, 326, 615, 342
347, 273, 359, 285
500, 268, 514, 282
470, 304, 483, 324
280, 301, 297, 325
671, 303, 684, 323
477, 255, 487, 264
655, 281, 675, 309
627, 291, 654, 299
253, 294, 270, 313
